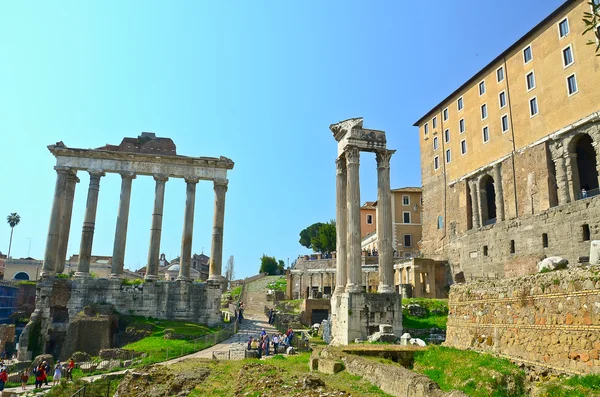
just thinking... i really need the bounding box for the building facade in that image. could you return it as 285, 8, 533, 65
360, 187, 423, 259
414, 0, 600, 279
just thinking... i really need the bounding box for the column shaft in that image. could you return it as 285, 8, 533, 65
345, 147, 361, 293
178, 178, 199, 281
468, 179, 481, 228
111, 173, 135, 278
41, 167, 70, 277
55, 173, 79, 274
493, 164, 505, 221
335, 156, 348, 293
376, 150, 395, 293
553, 155, 570, 205
76, 171, 105, 277
146, 175, 168, 281
209, 179, 228, 281
565, 153, 580, 201
477, 176, 487, 225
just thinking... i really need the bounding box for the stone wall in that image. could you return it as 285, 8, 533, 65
445, 196, 600, 279
445, 266, 600, 374
18, 278, 222, 360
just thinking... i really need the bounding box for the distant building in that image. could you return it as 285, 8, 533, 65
3, 258, 43, 281
136, 253, 209, 281
0, 282, 19, 324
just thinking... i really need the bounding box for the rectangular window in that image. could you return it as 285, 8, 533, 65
526, 71, 536, 91
501, 114, 509, 133
444, 129, 450, 143
403, 234, 412, 247
481, 103, 487, 120
459, 118, 465, 133
433, 136, 438, 150
499, 91, 506, 108
529, 97, 539, 116
460, 139, 467, 155
366, 214, 373, 224
434, 156, 439, 170
443, 108, 448, 121
482, 126, 490, 143
479, 81, 485, 95
402, 195, 410, 205
457, 97, 463, 111
445, 148, 451, 163
432, 116, 437, 129
563, 45, 574, 67
424, 123, 429, 135
523, 45, 532, 64
496, 66, 504, 82
567, 74, 578, 96
403, 212, 411, 224
559, 18, 569, 38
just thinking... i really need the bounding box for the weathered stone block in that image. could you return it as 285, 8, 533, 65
318, 358, 344, 374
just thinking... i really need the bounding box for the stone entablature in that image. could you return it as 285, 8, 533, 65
445, 266, 600, 374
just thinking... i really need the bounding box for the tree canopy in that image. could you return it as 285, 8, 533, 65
299, 220, 336, 253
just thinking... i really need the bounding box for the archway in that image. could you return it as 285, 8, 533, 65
481, 175, 497, 224
574, 134, 599, 197
13, 272, 30, 280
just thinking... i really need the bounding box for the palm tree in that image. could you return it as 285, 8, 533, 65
6, 213, 21, 259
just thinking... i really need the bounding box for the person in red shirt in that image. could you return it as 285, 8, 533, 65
0, 368, 8, 391
35, 364, 45, 389
67, 358, 75, 381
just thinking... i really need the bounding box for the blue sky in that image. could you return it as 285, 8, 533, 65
0, 0, 565, 278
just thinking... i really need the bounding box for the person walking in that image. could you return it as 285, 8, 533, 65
53, 361, 62, 386
273, 334, 279, 354
0, 368, 7, 391
67, 358, 75, 381
35, 364, 45, 389
43, 361, 50, 386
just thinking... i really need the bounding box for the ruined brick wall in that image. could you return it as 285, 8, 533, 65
445, 266, 600, 374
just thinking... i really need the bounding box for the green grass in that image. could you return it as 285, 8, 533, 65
126, 316, 217, 336
275, 299, 302, 314
537, 374, 600, 397
230, 286, 242, 301
267, 278, 287, 292
402, 298, 448, 330
43, 377, 121, 397
412, 346, 526, 397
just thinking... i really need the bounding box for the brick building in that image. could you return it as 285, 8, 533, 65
414, 0, 600, 279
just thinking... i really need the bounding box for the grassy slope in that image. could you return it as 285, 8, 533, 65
188, 353, 392, 397
413, 346, 526, 397
402, 298, 449, 329
536, 374, 600, 397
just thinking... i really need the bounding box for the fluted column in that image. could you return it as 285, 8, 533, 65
335, 156, 347, 293
493, 164, 505, 222
55, 172, 79, 274
41, 167, 71, 277
345, 146, 362, 293
76, 170, 105, 278
111, 173, 136, 279
178, 177, 199, 281
376, 149, 395, 293
468, 179, 481, 228
146, 175, 168, 281
209, 178, 228, 281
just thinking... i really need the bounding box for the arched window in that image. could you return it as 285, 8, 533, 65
13, 272, 30, 281
437, 216, 444, 230
574, 134, 599, 198
480, 175, 497, 224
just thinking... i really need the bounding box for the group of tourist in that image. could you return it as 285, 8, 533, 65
247, 327, 295, 359
0, 358, 79, 391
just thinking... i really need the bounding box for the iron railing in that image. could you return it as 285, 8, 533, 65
578, 188, 600, 200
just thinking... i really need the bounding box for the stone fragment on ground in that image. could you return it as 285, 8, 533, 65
114, 363, 211, 397
537, 256, 568, 272
406, 303, 427, 317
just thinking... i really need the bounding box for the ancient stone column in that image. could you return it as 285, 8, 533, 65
178, 177, 199, 281
345, 146, 362, 293
565, 153, 580, 202
55, 172, 79, 274
468, 179, 481, 228
146, 175, 168, 281
209, 178, 228, 281
335, 156, 348, 293
111, 173, 136, 279
320, 272, 324, 293
76, 170, 105, 278
376, 149, 395, 293
476, 175, 488, 225
41, 167, 71, 277
493, 163, 505, 222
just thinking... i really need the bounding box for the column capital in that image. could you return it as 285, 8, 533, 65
345, 146, 360, 165
154, 174, 169, 182
214, 178, 228, 189
120, 172, 137, 180
54, 166, 72, 174
68, 173, 80, 183
335, 156, 347, 175
376, 149, 395, 169
185, 177, 201, 184
88, 169, 106, 178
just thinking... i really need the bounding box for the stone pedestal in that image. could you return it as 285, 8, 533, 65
330, 291, 402, 346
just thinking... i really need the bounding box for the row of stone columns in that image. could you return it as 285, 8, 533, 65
335, 146, 395, 294
41, 168, 228, 282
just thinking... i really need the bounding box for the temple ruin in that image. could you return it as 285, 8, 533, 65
329, 118, 402, 345
18, 133, 234, 359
